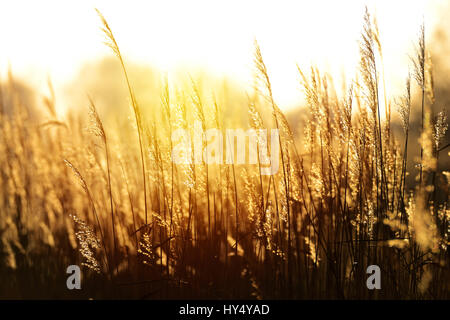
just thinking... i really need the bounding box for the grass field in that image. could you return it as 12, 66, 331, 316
0, 6, 448, 299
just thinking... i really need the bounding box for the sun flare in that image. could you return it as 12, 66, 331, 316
0, 0, 437, 111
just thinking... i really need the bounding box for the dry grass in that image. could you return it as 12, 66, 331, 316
0, 8, 448, 299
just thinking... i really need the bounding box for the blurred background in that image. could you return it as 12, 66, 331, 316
0, 0, 447, 113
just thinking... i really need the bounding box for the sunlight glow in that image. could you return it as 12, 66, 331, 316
0, 0, 438, 110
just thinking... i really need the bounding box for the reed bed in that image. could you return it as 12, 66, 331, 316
0, 8, 448, 299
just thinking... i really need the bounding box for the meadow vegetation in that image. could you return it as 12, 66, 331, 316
0, 8, 448, 299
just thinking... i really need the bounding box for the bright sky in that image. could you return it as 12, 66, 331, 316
0, 0, 442, 111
